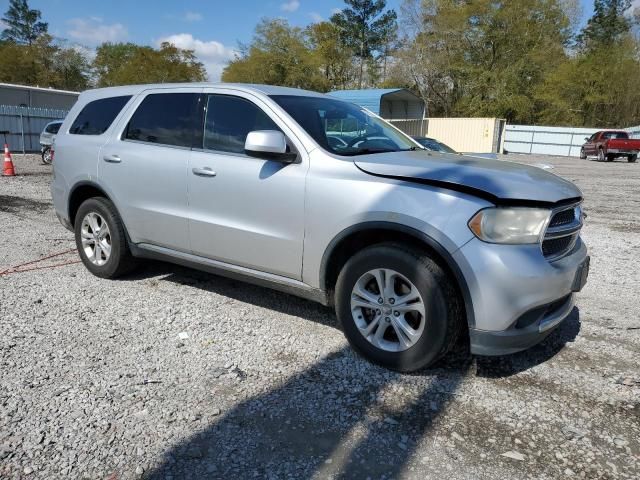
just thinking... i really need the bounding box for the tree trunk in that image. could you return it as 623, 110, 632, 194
359, 41, 365, 89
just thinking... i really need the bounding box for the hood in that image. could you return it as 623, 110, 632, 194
355, 151, 582, 205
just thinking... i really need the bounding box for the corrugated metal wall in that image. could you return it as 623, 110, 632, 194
504, 125, 600, 157
388, 119, 427, 137
380, 99, 424, 120
0, 105, 69, 153
426, 118, 503, 153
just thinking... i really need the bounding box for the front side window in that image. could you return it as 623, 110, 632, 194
70, 96, 131, 135
203, 95, 280, 154
125, 93, 198, 148
271, 95, 416, 156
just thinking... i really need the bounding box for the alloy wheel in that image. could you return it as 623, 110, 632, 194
350, 268, 426, 352
80, 212, 112, 266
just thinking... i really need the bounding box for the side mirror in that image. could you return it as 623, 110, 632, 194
584, 137, 590, 142
245, 130, 298, 163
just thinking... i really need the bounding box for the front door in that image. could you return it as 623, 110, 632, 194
188, 91, 307, 279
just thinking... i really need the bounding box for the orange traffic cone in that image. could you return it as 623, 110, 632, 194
3, 143, 16, 176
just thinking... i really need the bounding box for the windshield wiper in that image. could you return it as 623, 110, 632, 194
341, 148, 402, 156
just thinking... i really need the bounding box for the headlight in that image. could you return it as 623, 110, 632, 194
468, 207, 551, 244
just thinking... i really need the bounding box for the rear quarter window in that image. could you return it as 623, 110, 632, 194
69, 96, 132, 136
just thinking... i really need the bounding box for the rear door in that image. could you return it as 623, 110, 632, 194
100, 88, 201, 252
187, 89, 307, 279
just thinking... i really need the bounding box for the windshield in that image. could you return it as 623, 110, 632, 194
270, 95, 418, 156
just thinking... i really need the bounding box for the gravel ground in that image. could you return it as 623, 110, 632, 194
0, 153, 638, 480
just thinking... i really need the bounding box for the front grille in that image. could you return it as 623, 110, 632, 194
542, 203, 582, 260
542, 235, 576, 257
549, 208, 576, 228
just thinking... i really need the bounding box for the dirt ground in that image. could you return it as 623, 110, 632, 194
0, 153, 638, 479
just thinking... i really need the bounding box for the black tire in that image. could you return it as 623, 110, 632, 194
598, 148, 605, 162
41, 146, 52, 165
74, 197, 137, 278
335, 243, 462, 372
579, 147, 586, 160
606, 154, 614, 162
629, 154, 637, 163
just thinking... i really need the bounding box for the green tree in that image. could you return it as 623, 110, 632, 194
330, 0, 398, 88
93, 42, 207, 87
0, 35, 90, 90
397, 0, 573, 123
306, 21, 356, 90
1, 0, 48, 45
537, 0, 640, 127
577, 0, 632, 48
222, 19, 326, 90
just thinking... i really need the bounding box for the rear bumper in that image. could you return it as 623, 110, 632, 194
607, 149, 638, 155
470, 293, 576, 356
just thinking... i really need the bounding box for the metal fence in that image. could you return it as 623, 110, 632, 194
0, 105, 69, 153
505, 124, 640, 157
388, 119, 427, 137
504, 124, 602, 157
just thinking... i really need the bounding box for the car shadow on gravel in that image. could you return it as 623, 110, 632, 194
129, 261, 580, 478
124, 260, 340, 330
143, 345, 472, 479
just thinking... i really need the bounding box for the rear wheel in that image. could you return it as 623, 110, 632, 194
335, 243, 462, 372
74, 197, 137, 278
629, 154, 637, 163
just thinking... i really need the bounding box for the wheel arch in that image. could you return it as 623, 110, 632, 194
320, 222, 475, 328
68, 181, 114, 228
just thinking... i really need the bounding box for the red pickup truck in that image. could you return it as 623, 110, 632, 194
580, 131, 639, 162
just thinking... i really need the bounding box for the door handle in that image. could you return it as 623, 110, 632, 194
103, 154, 121, 163
192, 167, 217, 177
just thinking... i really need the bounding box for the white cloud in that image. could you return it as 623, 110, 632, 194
280, 1, 300, 13
184, 11, 203, 22
67, 18, 128, 46
309, 12, 323, 22
157, 33, 237, 81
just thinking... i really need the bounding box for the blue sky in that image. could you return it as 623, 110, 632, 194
3, 0, 600, 80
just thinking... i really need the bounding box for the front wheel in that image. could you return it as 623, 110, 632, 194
74, 197, 137, 278
335, 244, 462, 372
579, 147, 586, 160
41, 146, 52, 165
629, 154, 637, 163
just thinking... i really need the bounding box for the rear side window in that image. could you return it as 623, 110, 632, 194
203, 95, 280, 154
69, 96, 131, 135
45, 122, 61, 134
601, 131, 629, 139
124, 93, 198, 148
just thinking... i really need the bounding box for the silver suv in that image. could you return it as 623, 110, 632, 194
51, 84, 589, 371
